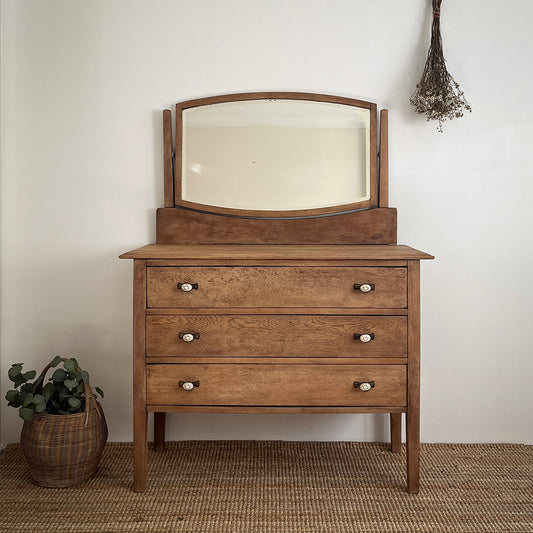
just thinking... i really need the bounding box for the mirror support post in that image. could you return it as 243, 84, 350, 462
163, 109, 174, 207
379, 109, 389, 208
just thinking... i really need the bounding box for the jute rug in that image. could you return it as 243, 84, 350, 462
0, 441, 531, 533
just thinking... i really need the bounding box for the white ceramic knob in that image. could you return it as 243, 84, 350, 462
359, 284, 372, 293
359, 334, 372, 343
181, 333, 194, 342
182, 381, 194, 391
359, 382, 372, 392
180, 283, 193, 292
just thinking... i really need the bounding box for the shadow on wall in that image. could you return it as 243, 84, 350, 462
161, 412, 392, 442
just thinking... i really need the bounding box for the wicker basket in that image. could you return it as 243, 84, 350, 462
20, 360, 108, 488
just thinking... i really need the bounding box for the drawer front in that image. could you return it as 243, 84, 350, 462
147, 266, 407, 308
146, 315, 407, 358
146, 364, 406, 407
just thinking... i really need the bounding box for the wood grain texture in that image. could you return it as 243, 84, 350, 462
175, 201, 376, 219
132, 260, 147, 492
146, 266, 407, 309
390, 412, 401, 453
146, 356, 408, 365
379, 109, 389, 208
146, 307, 408, 316
155, 207, 397, 245
147, 259, 408, 267
146, 315, 407, 358
175, 92, 374, 111
163, 110, 173, 208
146, 364, 407, 407
370, 103, 378, 205
121, 243, 433, 261
147, 405, 406, 414
407, 260, 421, 493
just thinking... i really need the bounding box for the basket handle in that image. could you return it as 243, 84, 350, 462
36, 357, 102, 424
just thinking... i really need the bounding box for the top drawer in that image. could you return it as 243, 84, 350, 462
147, 267, 407, 308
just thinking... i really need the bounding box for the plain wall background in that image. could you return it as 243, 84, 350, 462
1, 0, 532, 446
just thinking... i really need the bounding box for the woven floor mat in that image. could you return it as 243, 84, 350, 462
0, 441, 531, 533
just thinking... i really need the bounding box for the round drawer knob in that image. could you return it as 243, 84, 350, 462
181, 333, 194, 342
182, 381, 194, 391
359, 284, 372, 293
359, 334, 372, 343
359, 382, 372, 392
180, 283, 193, 292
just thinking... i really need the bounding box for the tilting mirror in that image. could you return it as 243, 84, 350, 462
176, 93, 377, 217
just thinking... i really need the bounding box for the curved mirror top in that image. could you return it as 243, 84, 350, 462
181, 98, 371, 214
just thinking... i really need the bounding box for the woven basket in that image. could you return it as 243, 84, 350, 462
20, 360, 108, 488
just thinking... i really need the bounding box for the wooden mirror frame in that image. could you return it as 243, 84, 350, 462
169, 92, 378, 218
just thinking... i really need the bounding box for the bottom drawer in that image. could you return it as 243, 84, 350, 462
146, 364, 406, 407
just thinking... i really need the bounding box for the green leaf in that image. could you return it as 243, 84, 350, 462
42, 382, 55, 402
33, 394, 45, 404
95, 387, 104, 399
49, 356, 63, 367
64, 379, 78, 390
13, 375, 26, 388
64, 360, 77, 373
22, 393, 34, 407
21, 383, 33, 393
19, 390, 30, 403
68, 397, 82, 409
52, 368, 67, 382
8, 364, 23, 381
81, 370, 90, 384
19, 407, 34, 421
22, 370, 36, 382
58, 410, 71, 415
34, 402, 46, 413
5, 390, 19, 402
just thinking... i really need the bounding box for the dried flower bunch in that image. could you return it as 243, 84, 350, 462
410, 0, 471, 132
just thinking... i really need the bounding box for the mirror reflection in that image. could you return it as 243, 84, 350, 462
182, 99, 370, 212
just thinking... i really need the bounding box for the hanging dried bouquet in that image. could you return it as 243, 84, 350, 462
410, 0, 471, 131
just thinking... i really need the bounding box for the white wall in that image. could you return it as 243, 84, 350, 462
1, 0, 532, 446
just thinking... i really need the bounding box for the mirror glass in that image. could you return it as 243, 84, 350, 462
182, 99, 370, 212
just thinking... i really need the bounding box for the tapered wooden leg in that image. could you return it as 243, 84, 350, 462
407, 260, 421, 493
390, 413, 402, 453
133, 409, 148, 492
406, 405, 420, 493
153, 412, 166, 451
133, 260, 148, 492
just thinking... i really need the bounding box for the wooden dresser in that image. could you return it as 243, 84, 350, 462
120, 93, 433, 493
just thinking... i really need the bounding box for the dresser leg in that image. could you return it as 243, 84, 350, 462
133, 410, 148, 492
390, 413, 402, 453
153, 412, 166, 451
406, 406, 420, 493
406, 260, 421, 493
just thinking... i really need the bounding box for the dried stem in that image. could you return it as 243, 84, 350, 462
410, 0, 471, 132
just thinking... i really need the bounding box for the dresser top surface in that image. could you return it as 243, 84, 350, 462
119, 244, 434, 261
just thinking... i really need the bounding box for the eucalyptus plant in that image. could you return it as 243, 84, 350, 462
5, 356, 103, 421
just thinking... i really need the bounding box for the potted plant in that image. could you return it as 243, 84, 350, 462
5, 356, 107, 487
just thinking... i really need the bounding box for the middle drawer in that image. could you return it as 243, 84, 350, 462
146, 315, 407, 358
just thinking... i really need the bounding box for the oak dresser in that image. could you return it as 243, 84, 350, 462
120, 93, 433, 493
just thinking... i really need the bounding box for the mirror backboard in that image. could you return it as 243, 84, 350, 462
175, 93, 377, 217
